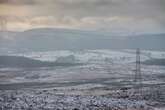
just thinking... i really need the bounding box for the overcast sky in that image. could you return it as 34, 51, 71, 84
0, 0, 165, 35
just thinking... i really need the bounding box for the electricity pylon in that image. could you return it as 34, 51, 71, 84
134, 48, 143, 96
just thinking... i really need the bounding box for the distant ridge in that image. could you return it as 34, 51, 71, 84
0, 55, 81, 68
143, 58, 165, 66
0, 28, 165, 51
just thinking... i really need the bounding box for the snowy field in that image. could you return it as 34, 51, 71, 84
0, 89, 154, 110
0, 49, 165, 88
0, 49, 165, 109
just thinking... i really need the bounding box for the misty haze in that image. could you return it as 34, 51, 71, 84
0, 0, 165, 110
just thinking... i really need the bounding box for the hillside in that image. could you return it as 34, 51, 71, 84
0, 28, 165, 51
0, 55, 81, 68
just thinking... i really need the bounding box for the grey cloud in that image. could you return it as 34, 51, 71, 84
0, 0, 165, 33
31, 0, 165, 33
0, 0, 36, 5
34, 0, 164, 23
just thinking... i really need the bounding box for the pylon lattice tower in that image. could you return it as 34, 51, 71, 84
134, 48, 142, 95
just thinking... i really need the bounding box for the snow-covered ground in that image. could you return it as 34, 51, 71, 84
0, 49, 164, 87
9, 49, 149, 63
0, 49, 164, 109
0, 89, 154, 110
